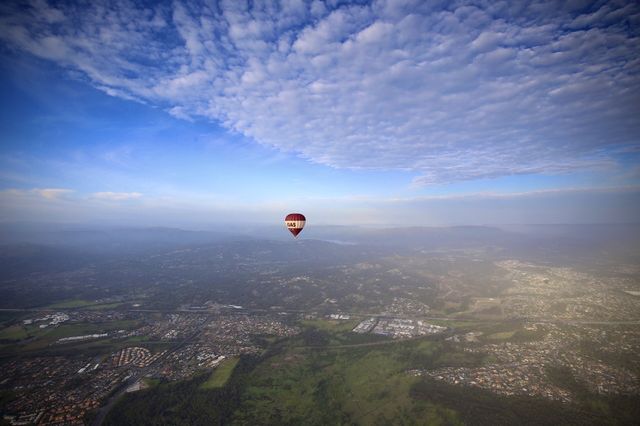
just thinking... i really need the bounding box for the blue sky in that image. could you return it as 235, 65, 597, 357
0, 0, 639, 227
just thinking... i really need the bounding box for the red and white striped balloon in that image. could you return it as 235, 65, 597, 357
284, 213, 306, 238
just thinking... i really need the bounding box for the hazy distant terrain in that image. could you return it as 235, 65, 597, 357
1, 223, 638, 311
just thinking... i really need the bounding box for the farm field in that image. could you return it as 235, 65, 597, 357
201, 357, 239, 389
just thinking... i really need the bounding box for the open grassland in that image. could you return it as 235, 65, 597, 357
475, 322, 549, 344
201, 357, 240, 389
300, 318, 360, 333
46, 299, 96, 309
84, 302, 126, 310
485, 331, 516, 340
0, 319, 142, 354
46, 299, 127, 310
0, 311, 24, 327
37, 319, 139, 340
428, 319, 488, 329
0, 325, 29, 341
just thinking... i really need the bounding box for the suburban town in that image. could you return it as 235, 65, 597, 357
416, 323, 640, 402
1, 311, 301, 425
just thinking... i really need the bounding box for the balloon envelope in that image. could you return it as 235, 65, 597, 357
285, 213, 306, 237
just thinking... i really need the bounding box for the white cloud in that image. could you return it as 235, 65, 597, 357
31, 188, 74, 199
1, 0, 639, 185
92, 191, 143, 201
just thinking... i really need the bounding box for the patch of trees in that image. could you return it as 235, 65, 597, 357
545, 365, 590, 398
300, 327, 330, 346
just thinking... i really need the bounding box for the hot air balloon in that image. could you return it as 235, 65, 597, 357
285, 213, 306, 238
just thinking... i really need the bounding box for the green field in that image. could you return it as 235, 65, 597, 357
143, 377, 162, 388
201, 357, 240, 389
85, 302, 125, 310
428, 319, 487, 329
486, 331, 516, 340
0, 319, 142, 354
300, 318, 360, 332
47, 299, 96, 309
0, 325, 29, 341
49, 320, 138, 337
473, 323, 549, 344
0, 312, 24, 328
45, 299, 127, 310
